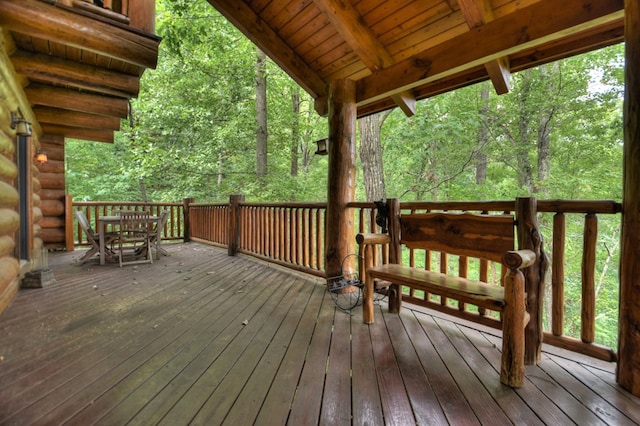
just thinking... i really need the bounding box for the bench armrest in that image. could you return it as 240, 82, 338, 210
355, 233, 391, 246
503, 249, 536, 270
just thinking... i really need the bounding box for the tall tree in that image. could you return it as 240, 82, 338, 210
256, 48, 268, 180
476, 83, 490, 184
359, 111, 391, 201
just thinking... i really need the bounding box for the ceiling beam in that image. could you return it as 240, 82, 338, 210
25, 84, 129, 118
0, 0, 158, 69
41, 123, 115, 144
457, 0, 511, 94
356, 0, 623, 107
11, 51, 140, 98
312, 0, 415, 116
206, 0, 327, 103
34, 106, 122, 130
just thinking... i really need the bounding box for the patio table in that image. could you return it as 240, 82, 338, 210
98, 215, 159, 265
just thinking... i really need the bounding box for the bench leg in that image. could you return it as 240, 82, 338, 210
363, 274, 375, 324
501, 268, 526, 387
388, 283, 401, 313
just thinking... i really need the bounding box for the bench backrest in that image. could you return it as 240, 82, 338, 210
399, 212, 515, 263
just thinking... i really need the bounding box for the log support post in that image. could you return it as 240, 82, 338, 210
515, 196, 547, 365
618, 0, 640, 396
64, 194, 74, 251
228, 194, 244, 256
182, 197, 193, 243
325, 79, 356, 285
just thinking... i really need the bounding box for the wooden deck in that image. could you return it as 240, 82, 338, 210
1, 243, 639, 425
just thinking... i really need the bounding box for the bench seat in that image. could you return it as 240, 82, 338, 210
366, 263, 506, 312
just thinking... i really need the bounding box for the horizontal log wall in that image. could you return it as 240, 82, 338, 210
38, 135, 67, 249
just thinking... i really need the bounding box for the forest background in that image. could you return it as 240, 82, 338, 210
65, 1, 625, 349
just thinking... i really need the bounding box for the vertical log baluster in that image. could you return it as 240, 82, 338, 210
552, 212, 566, 337
582, 213, 597, 344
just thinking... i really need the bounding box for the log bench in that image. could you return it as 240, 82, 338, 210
357, 208, 539, 388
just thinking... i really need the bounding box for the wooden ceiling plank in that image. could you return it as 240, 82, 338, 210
25, 84, 129, 118
34, 106, 121, 130
357, 0, 624, 107
206, 0, 327, 99
458, 0, 511, 94
312, 0, 415, 115
0, 0, 158, 69
11, 51, 139, 97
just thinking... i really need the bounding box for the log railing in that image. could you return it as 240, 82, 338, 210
72, 201, 184, 247
72, 196, 622, 362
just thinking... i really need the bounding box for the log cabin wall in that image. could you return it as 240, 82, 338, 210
37, 135, 66, 249
0, 31, 42, 313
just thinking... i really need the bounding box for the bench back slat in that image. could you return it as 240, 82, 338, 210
399, 212, 515, 263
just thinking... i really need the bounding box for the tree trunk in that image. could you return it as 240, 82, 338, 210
359, 111, 390, 202
290, 86, 300, 177
476, 83, 489, 184
536, 63, 558, 196
256, 48, 268, 179
516, 70, 534, 192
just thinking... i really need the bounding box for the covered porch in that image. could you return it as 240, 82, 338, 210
1, 243, 639, 425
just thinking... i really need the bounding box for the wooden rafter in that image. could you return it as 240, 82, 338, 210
312, 0, 415, 116
458, 0, 511, 95
11, 51, 140, 98
34, 107, 122, 131
25, 84, 129, 118
356, 0, 623, 107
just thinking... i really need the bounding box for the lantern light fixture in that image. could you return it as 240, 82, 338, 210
10, 111, 32, 136
314, 138, 328, 156
35, 150, 48, 164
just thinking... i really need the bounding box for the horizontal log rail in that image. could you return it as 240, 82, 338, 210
72, 201, 184, 247
71, 196, 623, 362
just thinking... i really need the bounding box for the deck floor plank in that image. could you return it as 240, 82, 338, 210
70, 261, 277, 424
253, 284, 327, 425
0, 243, 639, 425
221, 281, 319, 425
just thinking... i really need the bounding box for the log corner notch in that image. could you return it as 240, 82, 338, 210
325, 79, 357, 286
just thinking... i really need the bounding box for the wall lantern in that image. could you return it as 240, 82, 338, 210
314, 138, 328, 156
35, 150, 48, 164
10, 111, 32, 136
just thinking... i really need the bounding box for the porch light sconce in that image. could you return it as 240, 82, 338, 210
315, 138, 328, 156
35, 150, 48, 164
10, 111, 32, 136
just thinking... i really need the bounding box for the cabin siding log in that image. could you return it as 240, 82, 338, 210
618, 0, 640, 396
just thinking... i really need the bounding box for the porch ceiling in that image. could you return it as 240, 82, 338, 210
0, 0, 160, 143
206, 0, 624, 118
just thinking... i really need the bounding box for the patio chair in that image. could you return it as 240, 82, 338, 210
148, 209, 170, 260
117, 210, 153, 267
75, 210, 118, 264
